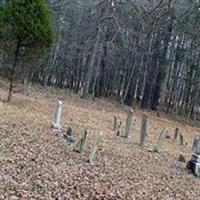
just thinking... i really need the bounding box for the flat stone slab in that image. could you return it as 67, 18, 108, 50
187, 160, 200, 177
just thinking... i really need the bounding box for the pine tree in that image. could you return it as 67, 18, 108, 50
0, 0, 53, 101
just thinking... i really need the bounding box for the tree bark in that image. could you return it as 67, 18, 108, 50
7, 37, 21, 102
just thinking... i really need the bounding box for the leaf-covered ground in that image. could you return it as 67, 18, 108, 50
0, 84, 200, 200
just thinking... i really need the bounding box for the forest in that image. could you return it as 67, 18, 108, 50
0, 0, 200, 119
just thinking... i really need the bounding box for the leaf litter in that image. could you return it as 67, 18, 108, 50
0, 86, 200, 199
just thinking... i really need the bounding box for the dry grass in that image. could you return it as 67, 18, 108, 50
0, 83, 200, 199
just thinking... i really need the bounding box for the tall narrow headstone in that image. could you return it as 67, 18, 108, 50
113, 116, 117, 131
125, 109, 133, 138
88, 131, 103, 164
192, 136, 200, 151
173, 128, 179, 142
52, 99, 62, 130
140, 114, 147, 146
73, 129, 88, 153
152, 128, 166, 153
179, 133, 184, 145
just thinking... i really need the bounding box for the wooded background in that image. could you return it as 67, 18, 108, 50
0, 0, 200, 120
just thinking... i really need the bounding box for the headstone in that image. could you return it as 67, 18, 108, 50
187, 137, 200, 176
73, 129, 88, 153
179, 133, 184, 145
52, 99, 62, 130
192, 135, 200, 151
165, 130, 171, 139
173, 128, 179, 142
140, 114, 147, 146
195, 140, 200, 155
152, 128, 166, 153
116, 120, 122, 137
125, 109, 133, 138
63, 127, 75, 143
113, 116, 117, 131
88, 131, 103, 164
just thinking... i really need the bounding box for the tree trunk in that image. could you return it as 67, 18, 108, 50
7, 37, 21, 102
81, 26, 102, 98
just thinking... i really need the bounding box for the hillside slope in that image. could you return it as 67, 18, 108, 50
0, 85, 200, 200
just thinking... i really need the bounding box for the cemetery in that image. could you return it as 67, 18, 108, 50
0, 0, 199, 199
0, 84, 200, 199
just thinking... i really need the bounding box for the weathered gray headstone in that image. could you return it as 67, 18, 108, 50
140, 114, 147, 146
179, 133, 184, 146
88, 131, 103, 164
192, 136, 200, 152
152, 128, 166, 153
73, 128, 88, 153
195, 140, 200, 155
125, 109, 133, 138
173, 128, 179, 142
113, 116, 117, 131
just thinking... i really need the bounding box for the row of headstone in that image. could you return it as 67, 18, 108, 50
113, 110, 148, 146
51, 99, 200, 172
113, 109, 189, 152
113, 108, 200, 177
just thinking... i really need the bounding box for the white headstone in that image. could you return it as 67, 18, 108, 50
53, 99, 62, 130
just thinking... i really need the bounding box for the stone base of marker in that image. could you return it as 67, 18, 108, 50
187, 153, 200, 177
51, 122, 61, 132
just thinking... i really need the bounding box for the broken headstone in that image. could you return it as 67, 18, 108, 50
63, 127, 75, 143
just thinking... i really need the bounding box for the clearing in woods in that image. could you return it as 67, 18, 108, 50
0, 84, 200, 199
